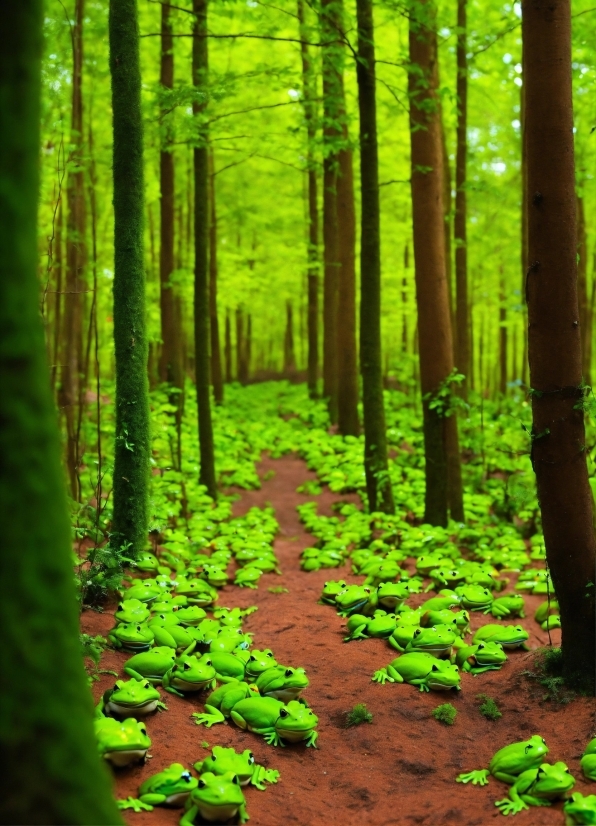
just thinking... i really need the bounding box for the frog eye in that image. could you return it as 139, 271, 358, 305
183, 661, 192, 671
198, 779, 206, 789
182, 771, 192, 781
285, 669, 293, 677
139, 725, 147, 734
137, 625, 142, 631
279, 708, 289, 718
113, 684, 119, 691
431, 664, 439, 672
266, 651, 274, 657
249, 655, 256, 662
414, 629, 421, 637
477, 644, 485, 650
248, 752, 254, 764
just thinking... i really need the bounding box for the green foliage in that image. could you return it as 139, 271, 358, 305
523, 647, 576, 704
345, 703, 374, 728
80, 633, 117, 683
268, 586, 289, 594
423, 370, 467, 418
432, 703, 458, 726
476, 694, 502, 721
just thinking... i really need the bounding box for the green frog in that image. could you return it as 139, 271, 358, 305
162, 652, 216, 696
108, 622, 154, 652
319, 580, 348, 605
95, 717, 151, 768
175, 606, 207, 626
534, 599, 560, 625
454, 584, 494, 611
564, 793, 596, 825
193, 680, 259, 721
132, 551, 160, 573
235, 567, 263, 588
123, 646, 177, 684
245, 649, 278, 681
489, 595, 525, 619
118, 763, 198, 811
255, 666, 309, 701
420, 590, 461, 612
404, 625, 456, 658
494, 761, 575, 815
473, 624, 530, 650
376, 581, 410, 611
364, 560, 402, 587
335, 585, 375, 617
114, 598, 150, 625
427, 567, 466, 592
388, 624, 419, 652
175, 578, 218, 606
209, 629, 252, 654
372, 652, 461, 691
420, 608, 470, 636
456, 734, 549, 785
121, 580, 162, 603
581, 738, 596, 781
148, 617, 196, 652
180, 772, 248, 825
454, 641, 507, 674
208, 650, 247, 683
194, 746, 280, 790
96, 678, 166, 718
344, 611, 398, 641
200, 564, 229, 588
415, 552, 448, 576
243, 556, 281, 575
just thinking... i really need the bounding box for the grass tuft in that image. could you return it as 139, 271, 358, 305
345, 703, 373, 728
432, 703, 457, 725
268, 586, 289, 594
523, 647, 578, 703
476, 693, 502, 721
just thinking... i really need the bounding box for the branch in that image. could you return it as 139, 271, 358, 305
140, 30, 329, 47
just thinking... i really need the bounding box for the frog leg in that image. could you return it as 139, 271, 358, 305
232, 718, 282, 746
372, 668, 391, 684
138, 793, 168, 806
239, 800, 250, 823
410, 679, 430, 693
387, 637, 406, 652
193, 704, 226, 728
519, 795, 552, 807
117, 797, 154, 812
179, 804, 199, 826
161, 674, 185, 698
493, 772, 519, 785
304, 730, 318, 748
251, 765, 280, 790
456, 769, 490, 786
344, 624, 367, 641
123, 667, 148, 682
107, 635, 122, 649
494, 787, 529, 816
470, 665, 503, 676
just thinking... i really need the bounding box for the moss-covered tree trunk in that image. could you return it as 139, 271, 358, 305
192, 0, 217, 498
523, 0, 596, 692
109, 0, 150, 557
0, 3, 123, 820
356, 0, 395, 514
209, 151, 223, 405
225, 309, 232, 382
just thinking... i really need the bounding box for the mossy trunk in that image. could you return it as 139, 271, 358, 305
356, 0, 395, 514
109, 0, 150, 557
0, 3, 123, 820
225, 309, 232, 382
209, 151, 223, 404
192, 0, 217, 498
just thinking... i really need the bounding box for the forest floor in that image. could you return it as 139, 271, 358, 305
83, 454, 596, 826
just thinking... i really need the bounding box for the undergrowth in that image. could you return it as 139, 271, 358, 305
345, 703, 373, 728
523, 647, 576, 703
476, 694, 502, 720
432, 703, 457, 725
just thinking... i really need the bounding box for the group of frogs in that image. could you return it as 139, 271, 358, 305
93, 530, 318, 824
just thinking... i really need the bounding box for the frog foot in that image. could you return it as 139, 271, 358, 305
372, 669, 393, 684
251, 767, 280, 790
117, 798, 154, 812
192, 712, 224, 728
456, 770, 490, 786
305, 730, 318, 748
156, 701, 168, 711
263, 731, 284, 747
495, 797, 528, 816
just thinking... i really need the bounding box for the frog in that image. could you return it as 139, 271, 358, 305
319, 580, 348, 605
580, 738, 596, 781
541, 614, 561, 630
335, 585, 375, 617
123, 646, 177, 684
199, 564, 229, 588
234, 567, 263, 588
396, 606, 423, 626
564, 793, 596, 825
148, 617, 196, 652
388, 624, 419, 651
345, 611, 399, 641
255, 666, 309, 701
175, 578, 218, 606
193, 680, 259, 723
108, 622, 154, 652
121, 580, 162, 603
404, 625, 456, 659
494, 761, 575, 815
534, 598, 560, 625
175, 605, 208, 626
95, 716, 151, 768
209, 628, 252, 654
131, 551, 160, 573
372, 652, 461, 692
454, 641, 507, 675
193, 617, 223, 648
214, 605, 257, 626
243, 556, 281, 575
118, 763, 198, 811
426, 567, 466, 592
179, 772, 248, 825
376, 581, 410, 611
209, 650, 248, 683
151, 592, 188, 611
464, 569, 499, 590
456, 734, 549, 785
489, 594, 526, 619
454, 584, 494, 612
364, 560, 402, 587
194, 746, 280, 790
420, 590, 461, 612
114, 598, 151, 625
162, 652, 216, 697
194, 691, 319, 747
415, 552, 449, 576
245, 649, 278, 681
420, 608, 470, 637
96, 678, 166, 718
473, 623, 530, 650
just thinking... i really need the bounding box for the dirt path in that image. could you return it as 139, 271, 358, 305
85, 454, 596, 826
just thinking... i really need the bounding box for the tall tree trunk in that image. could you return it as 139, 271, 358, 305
337, 142, 360, 436
454, 0, 470, 393
192, 0, 217, 498
284, 301, 296, 372
409, 0, 462, 526
224, 309, 232, 382
356, 0, 394, 514
158, 0, 181, 391
523, 0, 595, 691
577, 193, 590, 381
109, 0, 150, 557
209, 152, 223, 404
235, 307, 243, 381
298, 0, 319, 399
521, 42, 529, 387
0, 5, 123, 818
402, 245, 409, 352
244, 314, 252, 382
499, 270, 508, 395
440, 119, 454, 332
586, 255, 596, 388
51, 201, 63, 396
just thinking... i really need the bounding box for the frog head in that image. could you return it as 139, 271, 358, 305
122, 581, 161, 603
408, 625, 456, 656
95, 717, 151, 767
372, 561, 401, 582
532, 762, 575, 800
244, 649, 278, 680
139, 763, 197, 805
335, 585, 372, 615
111, 622, 154, 651
376, 581, 409, 610
175, 579, 217, 606
472, 641, 507, 666
133, 552, 160, 572
564, 792, 596, 825
190, 772, 245, 819
107, 678, 161, 714
168, 653, 216, 690
274, 701, 318, 742
148, 612, 181, 628
115, 598, 151, 625
200, 564, 229, 588
196, 747, 257, 786
175, 606, 207, 626
321, 580, 348, 603
426, 659, 462, 691
454, 584, 493, 610
430, 567, 466, 588
210, 629, 252, 654
256, 666, 309, 701
415, 553, 447, 576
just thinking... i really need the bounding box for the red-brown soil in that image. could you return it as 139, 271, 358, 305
83, 454, 596, 826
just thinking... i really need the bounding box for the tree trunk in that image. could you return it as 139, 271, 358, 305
409, 0, 461, 526
454, 0, 470, 393
298, 0, 319, 399
284, 301, 296, 372
521, 41, 529, 387
402, 245, 409, 352
356, 0, 394, 514
337, 142, 360, 436
109, 0, 150, 557
51, 201, 63, 396
523, 0, 596, 692
499, 271, 508, 395
192, 0, 217, 498
577, 193, 590, 382
209, 151, 223, 404
0, 5, 124, 819
236, 307, 243, 382
440, 119, 454, 332
225, 309, 232, 382
244, 314, 252, 382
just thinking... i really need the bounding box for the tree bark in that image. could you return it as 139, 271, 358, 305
224, 309, 232, 382
521, 41, 529, 387
245, 314, 252, 382
284, 301, 296, 372
356, 0, 394, 514
236, 306, 243, 382
402, 245, 409, 351
51, 201, 63, 396
408, 0, 461, 526
454, 0, 470, 393
209, 151, 223, 404
499, 270, 508, 395
577, 193, 590, 383
523, 0, 596, 692
109, 0, 151, 557
192, 0, 217, 498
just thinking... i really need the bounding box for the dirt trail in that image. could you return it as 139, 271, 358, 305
85, 454, 596, 826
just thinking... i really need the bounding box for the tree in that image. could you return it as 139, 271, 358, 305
408, 0, 461, 526
193, 0, 217, 498
109, 0, 151, 557
523, 0, 595, 692
284, 301, 296, 372
209, 151, 224, 404
356, 0, 394, 513
0, 2, 123, 820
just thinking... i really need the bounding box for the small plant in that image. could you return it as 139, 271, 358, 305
345, 703, 373, 728
268, 586, 289, 594
523, 647, 577, 703
296, 480, 322, 495
432, 703, 457, 726
476, 694, 502, 721
80, 633, 117, 683
262, 470, 276, 481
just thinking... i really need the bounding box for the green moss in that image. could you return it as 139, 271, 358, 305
432, 703, 457, 725
345, 703, 374, 727
523, 647, 578, 703
476, 693, 502, 721
268, 586, 289, 594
